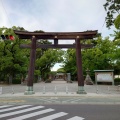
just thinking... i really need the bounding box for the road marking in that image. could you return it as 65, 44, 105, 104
37, 112, 68, 120
71, 98, 85, 103
50, 97, 58, 99
0, 106, 44, 118
34, 98, 51, 103
0, 105, 13, 109
67, 116, 85, 120
0, 105, 31, 113
62, 98, 82, 103
8, 108, 54, 120
0, 105, 85, 120
40, 98, 59, 102
0, 100, 25, 103
35, 98, 59, 103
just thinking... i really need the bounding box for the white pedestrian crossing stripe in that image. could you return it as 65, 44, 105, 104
0, 106, 44, 118
37, 112, 68, 120
0, 105, 85, 120
0, 105, 31, 113
67, 116, 85, 120
8, 109, 54, 120
0, 105, 13, 109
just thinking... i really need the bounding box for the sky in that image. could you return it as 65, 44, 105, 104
0, 0, 116, 71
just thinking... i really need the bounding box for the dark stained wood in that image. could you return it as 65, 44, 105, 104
20, 44, 94, 49
54, 38, 58, 45
27, 36, 36, 87
75, 38, 84, 86
14, 30, 98, 40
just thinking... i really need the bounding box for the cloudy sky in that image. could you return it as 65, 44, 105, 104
0, 0, 116, 71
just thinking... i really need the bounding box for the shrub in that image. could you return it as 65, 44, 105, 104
114, 78, 120, 82
12, 78, 21, 84
114, 78, 120, 85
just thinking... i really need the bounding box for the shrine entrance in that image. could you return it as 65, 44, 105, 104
55, 73, 66, 80
14, 30, 97, 95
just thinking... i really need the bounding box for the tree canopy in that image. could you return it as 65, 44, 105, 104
62, 36, 120, 80
0, 26, 64, 83
103, 0, 120, 29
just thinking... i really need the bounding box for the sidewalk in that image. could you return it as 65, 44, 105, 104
0, 82, 120, 104
0, 82, 120, 97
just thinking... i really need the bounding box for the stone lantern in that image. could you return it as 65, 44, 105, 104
84, 68, 94, 85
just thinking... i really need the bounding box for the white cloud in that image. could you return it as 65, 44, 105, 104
0, 0, 114, 36
0, 2, 11, 27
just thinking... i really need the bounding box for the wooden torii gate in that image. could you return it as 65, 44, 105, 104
14, 30, 98, 95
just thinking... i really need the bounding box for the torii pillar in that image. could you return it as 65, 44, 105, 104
75, 37, 86, 94
24, 36, 36, 95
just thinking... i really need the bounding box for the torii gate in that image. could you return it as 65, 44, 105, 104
14, 30, 98, 95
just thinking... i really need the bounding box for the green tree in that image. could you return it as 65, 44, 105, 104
0, 26, 29, 83
63, 37, 116, 80
114, 14, 120, 29
57, 68, 65, 73
112, 33, 120, 75
103, 0, 120, 29
63, 49, 77, 80
36, 48, 64, 80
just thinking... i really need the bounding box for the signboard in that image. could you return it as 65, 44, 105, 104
94, 70, 114, 85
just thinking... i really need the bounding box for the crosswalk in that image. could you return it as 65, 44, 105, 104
0, 105, 85, 120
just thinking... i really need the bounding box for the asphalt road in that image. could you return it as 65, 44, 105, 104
44, 104, 120, 120
0, 104, 119, 120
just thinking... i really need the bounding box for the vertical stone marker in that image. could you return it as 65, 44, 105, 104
0, 87, 2, 94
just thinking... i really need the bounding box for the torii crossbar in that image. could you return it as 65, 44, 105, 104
14, 30, 98, 95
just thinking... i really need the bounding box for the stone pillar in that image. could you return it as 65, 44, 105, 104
24, 36, 36, 95
67, 73, 71, 82
75, 38, 86, 94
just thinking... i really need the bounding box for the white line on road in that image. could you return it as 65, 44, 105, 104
37, 112, 68, 120
71, 98, 86, 103
0, 105, 13, 109
8, 108, 54, 120
35, 98, 59, 103
40, 98, 59, 102
62, 98, 82, 103
0, 105, 31, 113
67, 116, 85, 120
0, 106, 44, 118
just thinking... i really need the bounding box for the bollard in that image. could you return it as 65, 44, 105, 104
11, 87, 14, 94
108, 86, 110, 94
54, 86, 57, 94
0, 87, 2, 94
66, 86, 68, 94
96, 86, 98, 94
42, 86, 46, 94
